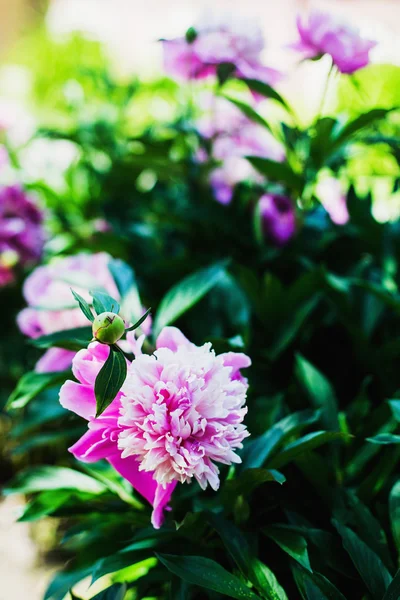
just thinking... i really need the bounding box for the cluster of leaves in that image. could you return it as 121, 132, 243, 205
2, 30, 400, 600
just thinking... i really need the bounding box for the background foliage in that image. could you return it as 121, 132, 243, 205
1, 21, 400, 600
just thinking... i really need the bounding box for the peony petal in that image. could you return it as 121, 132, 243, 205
151, 480, 177, 529
69, 428, 118, 463
156, 327, 193, 352
108, 454, 176, 528
35, 348, 75, 374
59, 380, 96, 420
72, 342, 110, 385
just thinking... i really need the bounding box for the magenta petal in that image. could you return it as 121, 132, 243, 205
59, 381, 96, 420
156, 326, 192, 352
69, 428, 118, 463
108, 454, 176, 528
151, 480, 177, 529
35, 348, 75, 373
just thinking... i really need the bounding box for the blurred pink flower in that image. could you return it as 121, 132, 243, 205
0, 184, 45, 287
59, 327, 251, 527
259, 194, 296, 246
17, 252, 151, 372
199, 98, 285, 204
291, 10, 376, 74
162, 14, 280, 86
317, 177, 349, 225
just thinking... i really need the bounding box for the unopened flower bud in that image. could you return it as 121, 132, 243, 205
92, 312, 125, 344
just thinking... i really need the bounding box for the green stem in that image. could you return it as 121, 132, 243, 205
315, 60, 335, 124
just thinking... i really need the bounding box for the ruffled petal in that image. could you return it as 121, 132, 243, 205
69, 428, 118, 463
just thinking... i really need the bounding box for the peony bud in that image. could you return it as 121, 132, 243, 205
92, 312, 125, 344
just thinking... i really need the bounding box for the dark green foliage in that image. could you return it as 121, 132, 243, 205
2, 32, 400, 600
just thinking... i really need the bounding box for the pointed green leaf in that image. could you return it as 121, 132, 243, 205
242, 409, 319, 469
389, 400, 400, 422
295, 355, 339, 431
246, 157, 303, 191
30, 326, 93, 351
383, 570, 400, 600
153, 261, 228, 336
156, 553, 258, 599
389, 480, 400, 552
95, 345, 127, 417
224, 96, 272, 131
292, 564, 347, 600
6, 370, 71, 410
263, 525, 312, 572
71, 288, 94, 322
91, 290, 120, 315
125, 307, 152, 331
366, 433, 400, 444
241, 78, 290, 110
268, 431, 349, 470
3, 466, 107, 495
333, 521, 392, 600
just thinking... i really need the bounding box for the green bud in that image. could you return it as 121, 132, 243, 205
185, 27, 197, 44
92, 312, 125, 344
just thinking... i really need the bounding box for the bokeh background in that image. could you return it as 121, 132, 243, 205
0, 1, 399, 599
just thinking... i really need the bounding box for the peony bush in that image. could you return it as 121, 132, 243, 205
2, 7, 400, 600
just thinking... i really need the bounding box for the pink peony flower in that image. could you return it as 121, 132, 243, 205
259, 194, 296, 246
162, 14, 280, 86
291, 10, 376, 74
59, 327, 251, 527
17, 253, 151, 373
199, 97, 285, 204
0, 184, 45, 287
316, 177, 349, 225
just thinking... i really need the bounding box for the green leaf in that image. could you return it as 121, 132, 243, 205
241, 78, 290, 110
109, 259, 144, 325
389, 400, 400, 422
30, 326, 93, 351
95, 345, 127, 417
246, 157, 303, 191
263, 525, 311, 572
267, 296, 321, 360
295, 355, 339, 431
389, 480, 400, 552
224, 96, 272, 131
125, 307, 152, 331
91, 290, 120, 315
208, 513, 254, 578
366, 434, 400, 444
242, 409, 319, 469
292, 564, 347, 600
156, 553, 258, 600
45, 569, 92, 600
153, 261, 228, 337
81, 462, 144, 510
18, 490, 72, 522
6, 370, 71, 410
3, 466, 107, 495
383, 570, 400, 600
71, 288, 94, 322
250, 561, 288, 600
221, 468, 285, 504
333, 520, 392, 600
267, 431, 348, 470
90, 583, 127, 600
333, 108, 392, 147
92, 547, 156, 582
208, 515, 289, 600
